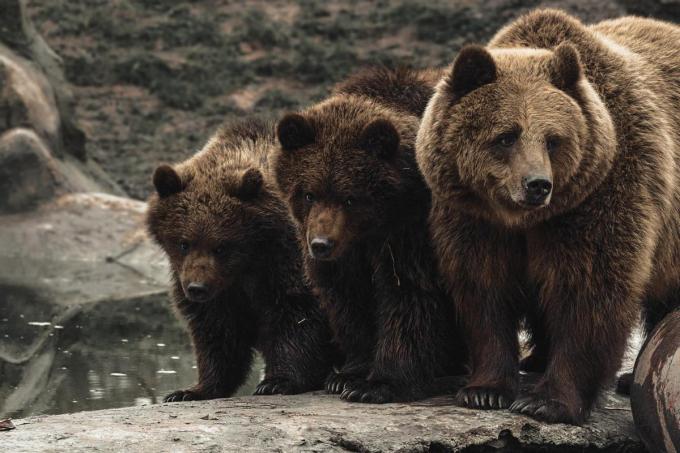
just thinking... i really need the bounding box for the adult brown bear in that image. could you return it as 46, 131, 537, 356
146, 119, 336, 401
416, 9, 680, 424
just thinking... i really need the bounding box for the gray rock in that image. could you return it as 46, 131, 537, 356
0, 129, 61, 212
1, 387, 642, 452
0, 129, 121, 213
0, 45, 61, 154
0, 0, 85, 160
0, 192, 169, 302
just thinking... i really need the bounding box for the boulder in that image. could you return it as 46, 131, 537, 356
0, 129, 121, 213
0, 0, 85, 159
0, 45, 61, 154
0, 129, 61, 212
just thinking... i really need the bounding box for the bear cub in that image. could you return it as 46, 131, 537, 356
416, 9, 680, 424
146, 118, 336, 401
274, 67, 468, 404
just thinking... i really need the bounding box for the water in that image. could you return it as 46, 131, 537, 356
0, 285, 264, 419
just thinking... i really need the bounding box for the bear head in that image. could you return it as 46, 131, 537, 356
416, 43, 616, 228
274, 98, 423, 261
147, 161, 285, 303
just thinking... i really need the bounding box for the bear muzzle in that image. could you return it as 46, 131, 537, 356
309, 236, 336, 260
522, 175, 553, 206
184, 281, 212, 303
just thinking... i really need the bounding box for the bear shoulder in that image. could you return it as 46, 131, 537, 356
489, 8, 592, 50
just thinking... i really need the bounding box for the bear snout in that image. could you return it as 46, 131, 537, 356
309, 236, 336, 260
306, 204, 348, 260
185, 281, 211, 302
522, 175, 552, 206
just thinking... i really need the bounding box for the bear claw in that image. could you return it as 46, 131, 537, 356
456, 386, 514, 410
325, 371, 363, 395
163, 389, 204, 403
510, 395, 584, 425
340, 381, 396, 404
254, 377, 299, 395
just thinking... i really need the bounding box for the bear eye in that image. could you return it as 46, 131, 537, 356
179, 241, 190, 254
546, 136, 560, 153
345, 197, 355, 208
304, 192, 315, 203
495, 132, 518, 148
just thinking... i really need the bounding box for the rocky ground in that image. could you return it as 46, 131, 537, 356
2, 387, 644, 453
22, 0, 680, 200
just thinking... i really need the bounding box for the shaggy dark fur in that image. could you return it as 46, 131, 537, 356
146, 118, 337, 401
416, 9, 680, 424
273, 66, 467, 404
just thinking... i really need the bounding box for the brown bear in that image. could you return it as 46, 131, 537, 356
146, 118, 337, 402
415, 9, 680, 424
273, 66, 468, 403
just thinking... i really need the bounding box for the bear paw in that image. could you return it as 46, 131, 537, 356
163, 389, 205, 402
340, 381, 396, 404
510, 394, 585, 425
455, 385, 514, 410
254, 377, 299, 395
325, 371, 363, 394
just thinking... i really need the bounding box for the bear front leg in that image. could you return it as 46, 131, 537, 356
429, 208, 524, 410
341, 281, 445, 403
314, 283, 375, 396
510, 282, 637, 424
341, 237, 468, 404
454, 286, 520, 410
165, 339, 254, 402
255, 293, 338, 396
165, 306, 254, 402
512, 217, 650, 424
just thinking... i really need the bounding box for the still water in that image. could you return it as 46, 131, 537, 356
0, 285, 264, 418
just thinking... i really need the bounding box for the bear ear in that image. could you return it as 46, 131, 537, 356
152, 164, 183, 198
550, 43, 582, 91
358, 119, 400, 159
446, 45, 497, 100
237, 168, 263, 200
277, 113, 315, 152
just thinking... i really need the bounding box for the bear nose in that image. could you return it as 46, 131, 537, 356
523, 176, 552, 205
310, 237, 335, 259
186, 282, 210, 301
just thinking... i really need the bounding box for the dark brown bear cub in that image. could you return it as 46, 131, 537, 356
416, 9, 680, 424
146, 119, 336, 401
274, 67, 467, 404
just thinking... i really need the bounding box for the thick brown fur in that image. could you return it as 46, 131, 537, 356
416, 9, 680, 424
146, 118, 337, 402
273, 66, 468, 403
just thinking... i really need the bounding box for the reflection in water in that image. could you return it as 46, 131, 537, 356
0, 285, 264, 418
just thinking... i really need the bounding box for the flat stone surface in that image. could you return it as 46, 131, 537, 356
1, 389, 643, 452
0, 191, 168, 305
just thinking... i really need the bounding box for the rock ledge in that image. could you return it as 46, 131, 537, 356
2, 391, 643, 452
